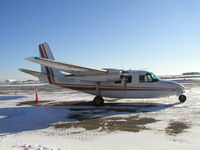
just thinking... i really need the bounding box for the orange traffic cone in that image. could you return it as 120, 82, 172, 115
35, 88, 39, 102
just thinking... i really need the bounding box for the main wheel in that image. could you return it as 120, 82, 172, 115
179, 95, 186, 103
93, 96, 104, 106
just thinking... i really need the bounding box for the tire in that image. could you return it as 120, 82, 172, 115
179, 95, 186, 103
93, 96, 104, 106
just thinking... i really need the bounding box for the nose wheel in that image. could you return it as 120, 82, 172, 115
93, 95, 104, 106
179, 95, 186, 103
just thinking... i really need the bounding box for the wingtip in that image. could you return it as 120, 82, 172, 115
18, 68, 27, 73
34, 56, 40, 60
25, 57, 40, 61
25, 57, 32, 61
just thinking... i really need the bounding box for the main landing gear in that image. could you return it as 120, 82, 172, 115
93, 95, 104, 106
179, 95, 186, 103
93, 81, 104, 106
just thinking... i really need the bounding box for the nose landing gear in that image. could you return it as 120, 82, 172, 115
179, 95, 186, 103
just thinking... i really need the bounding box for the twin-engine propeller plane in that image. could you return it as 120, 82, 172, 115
20, 43, 187, 106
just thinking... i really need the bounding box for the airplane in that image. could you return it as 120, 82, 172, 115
20, 42, 187, 106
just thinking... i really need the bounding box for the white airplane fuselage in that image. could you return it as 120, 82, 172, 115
46, 70, 184, 99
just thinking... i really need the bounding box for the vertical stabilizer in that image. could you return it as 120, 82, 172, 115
39, 42, 63, 84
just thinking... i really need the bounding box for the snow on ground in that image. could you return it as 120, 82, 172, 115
0, 85, 200, 150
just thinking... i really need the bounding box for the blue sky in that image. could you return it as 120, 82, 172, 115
0, 0, 200, 80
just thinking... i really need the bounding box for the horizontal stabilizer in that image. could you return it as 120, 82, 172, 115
19, 68, 47, 77
25, 57, 108, 75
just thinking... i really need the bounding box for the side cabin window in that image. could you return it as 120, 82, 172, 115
126, 75, 132, 83
115, 75, 132, 84
139, 73, 160, 83
115, 80, 121, 84
139, 75, 145, 82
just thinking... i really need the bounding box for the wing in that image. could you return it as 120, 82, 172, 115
25, 57, 108, 75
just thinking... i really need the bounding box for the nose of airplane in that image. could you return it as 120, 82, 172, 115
161, 80, 185, 94
175, 82, 185, 93
160, 80, 186, 102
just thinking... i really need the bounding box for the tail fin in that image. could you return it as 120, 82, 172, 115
39, 42, 63, 84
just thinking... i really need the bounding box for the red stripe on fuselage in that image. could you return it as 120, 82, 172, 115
54, 83, 180, 92
59, 86, 179, 92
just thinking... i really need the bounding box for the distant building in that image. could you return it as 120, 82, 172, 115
182, 72, 200, 75
5, 79, 17, 83
22, 80, 36, 84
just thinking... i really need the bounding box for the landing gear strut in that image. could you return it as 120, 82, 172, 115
179, 95, 186, 103
93, 95, 104, 106
93, 82, 104, 106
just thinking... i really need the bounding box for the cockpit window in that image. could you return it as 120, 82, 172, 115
139, 73, 160, 83
151, 73, 160, 81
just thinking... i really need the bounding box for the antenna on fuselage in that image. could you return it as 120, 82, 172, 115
121, 64, 125, 71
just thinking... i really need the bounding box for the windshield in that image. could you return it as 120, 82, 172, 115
139, 73, 160, 83
150, 73, 160, 82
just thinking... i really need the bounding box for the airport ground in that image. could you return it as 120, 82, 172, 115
0, 83, 200, 150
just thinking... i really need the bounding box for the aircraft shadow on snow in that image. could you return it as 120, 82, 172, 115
0, 96, 26, 101
0, 101, 180, 135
